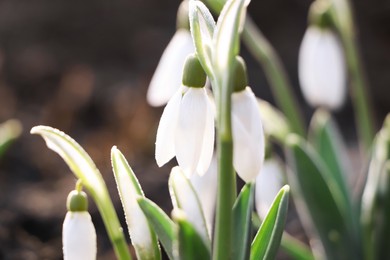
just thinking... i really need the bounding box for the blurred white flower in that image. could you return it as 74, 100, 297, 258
156, 86, 214, 177
232, 87, 265, 183
298, 26, 346, 110
147, 29, 194, 107
63, 212, 97, 260
190, 155, 217, 236
255, 158, 284, 219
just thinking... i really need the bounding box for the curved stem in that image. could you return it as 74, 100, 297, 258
242, 17, 306, 137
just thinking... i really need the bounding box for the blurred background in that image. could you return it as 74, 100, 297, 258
0, 0, 388, 259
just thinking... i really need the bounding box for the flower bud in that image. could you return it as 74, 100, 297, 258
232, 56, 248, 93
182, 54, 207, 88
63, 189, 97, 260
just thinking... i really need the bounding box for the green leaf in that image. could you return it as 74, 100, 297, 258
189, 0, 216, 77
233, 183, 255, 260
111, 146, 161, 260
250, 185, 290, 260
280, 232, 315, 260
168, 167, 211, 249
138, 197, 177, 260
0, 119, 22, 158
285, 134, 360, 259
361, 114, 390, 260
257, 98, 291, 144
174, 210, 211, 260
213, 0, 247, 77
30, 125, 131, 260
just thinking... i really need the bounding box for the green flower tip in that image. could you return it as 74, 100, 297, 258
67, 190, 88, 212
308, 0, 334, 29
177, 0, 190, 31
182, 53, 207, 88
233, 56, 248, 92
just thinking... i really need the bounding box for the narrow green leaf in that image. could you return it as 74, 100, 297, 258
0, 119, 22, 157
361, 114, 390, 260
168, 167, 211, 249
257, 98, 291, 144
111, 146, 161, 260
280, 232, 315, 260
30, 125, 131, 260
285, 134, 360, 259
189, 0, 216, 77
233, 183, 255, 260
138, 197, 177, 260
174, 210, 211, 260
250, 185, 290, 260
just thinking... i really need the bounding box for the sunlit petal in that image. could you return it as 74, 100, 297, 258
63, 212, 97, 260
155, 88, 183, 166
232, 87, 265, 182
175, 88, 210, 177
298, 26, 346, 110
196, 94, 215, 175
147, 30, 194, 107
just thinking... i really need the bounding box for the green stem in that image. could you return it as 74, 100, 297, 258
341, 30, 375, 152
241, 17, 306, 137
212, 76, 236, 260
92, 190, 132, 260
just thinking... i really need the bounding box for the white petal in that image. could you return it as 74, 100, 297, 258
169, 166, 210, 244
147, 30, 194, 107
255, 159, 284, 219
155, 87, 183, 166
196, 93, 215, 175
190, 155, 217, 237
298, 26, 346, 110
232, 87, 265, 182
63, 212, 97, 260
175, 88, 211, 177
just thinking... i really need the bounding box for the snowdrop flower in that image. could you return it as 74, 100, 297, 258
63, 190, 96, 260
147, 1, 194, 107
231, 57, 265, 182
255, 158, 285, 219
298, 15, 346, 110
156, 54, 214, 177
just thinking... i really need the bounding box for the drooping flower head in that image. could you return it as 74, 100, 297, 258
231, 57, 265, 183
298, 0, 346, 110
155, 53, 215, 177
147, 1, 195, 107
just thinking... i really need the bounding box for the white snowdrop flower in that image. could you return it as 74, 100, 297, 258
63, 190, 96, 260
255, 158, 284, 219
232, 87, 265, 182
298, 25, 347, 110
147, 1, 194, 107
190, 155, 217, 235
155, 54, 214, 177
230, 57, 265, 183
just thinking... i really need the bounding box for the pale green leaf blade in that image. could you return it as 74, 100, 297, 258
250, 185, 290, 260
111, 146, 161, 260
233, 183, 255, 260
138, 197, 177, 260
